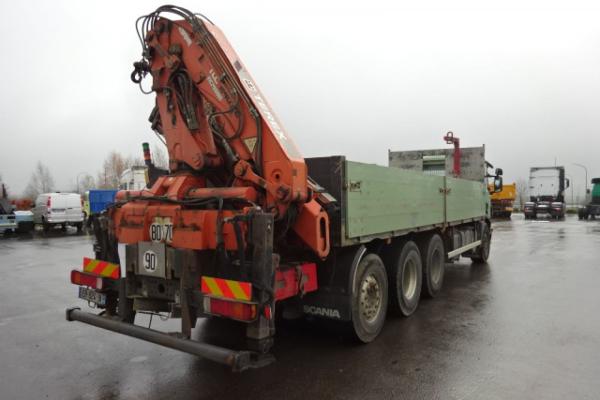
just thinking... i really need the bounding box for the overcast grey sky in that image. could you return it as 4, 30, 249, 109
1, 0, 599, 199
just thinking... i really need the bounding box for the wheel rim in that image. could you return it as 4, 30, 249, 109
402, 257, 418, 300
359, 273, 382, 323
430, 248, 443, 285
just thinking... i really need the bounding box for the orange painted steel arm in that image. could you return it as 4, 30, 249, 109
130, 6, 330, 258
136, 9, 308, 216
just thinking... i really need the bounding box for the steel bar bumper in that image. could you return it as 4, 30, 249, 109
65, 307, 274, 371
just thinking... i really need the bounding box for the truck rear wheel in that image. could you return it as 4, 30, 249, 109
470, 224, 491, 264
420, 234, 445, 298
387, 241, 422, 316
350, 253, 388, 343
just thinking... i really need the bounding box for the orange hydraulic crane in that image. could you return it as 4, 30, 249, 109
67, 6, 331, 369
121, 5, 329, 257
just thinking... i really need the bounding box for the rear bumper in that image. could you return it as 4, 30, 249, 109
47, 218, 84, 224
65, 307, 274, 371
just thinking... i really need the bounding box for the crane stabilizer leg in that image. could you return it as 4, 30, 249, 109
65, 308, 275, 372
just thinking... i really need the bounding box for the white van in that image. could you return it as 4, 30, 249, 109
33, 193, 84, 232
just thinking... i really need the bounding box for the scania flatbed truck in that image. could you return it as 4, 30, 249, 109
66, 5, 501, 371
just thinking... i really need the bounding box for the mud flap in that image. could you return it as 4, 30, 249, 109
298, 245, 367, 322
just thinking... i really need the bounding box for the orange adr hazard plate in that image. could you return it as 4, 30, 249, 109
83, 257, 120, 279
201, 276, 252, 301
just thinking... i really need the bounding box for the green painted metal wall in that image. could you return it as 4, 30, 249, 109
344, 161, 489, 240
445, 176, 489, 221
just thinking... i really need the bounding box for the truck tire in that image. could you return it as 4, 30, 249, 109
420, 234, 445, 298
470, 224, 491, 264
387, 241, 422, 316
75, 222, 83, 232
349, 253, 388, 343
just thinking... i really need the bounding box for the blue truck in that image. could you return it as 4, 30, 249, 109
83, 189, 118, 227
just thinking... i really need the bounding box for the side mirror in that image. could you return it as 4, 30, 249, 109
566, 178, 570, 189
587, 188, 591, 194
495, 168, 503, 176
494, 176, 503, 193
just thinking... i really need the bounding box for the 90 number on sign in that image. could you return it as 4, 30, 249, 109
143, 250, 157, 272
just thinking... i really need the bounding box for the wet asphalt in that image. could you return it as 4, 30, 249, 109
1, 215, 600, 400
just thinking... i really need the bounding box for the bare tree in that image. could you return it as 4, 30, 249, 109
97, 151, 132, 189
0, 173, 7, 200
152, 144, 169, 170
24, 162, 55, 199
0, 173, 5, 198
515, 178, 529, 211
77, 174, 96, 194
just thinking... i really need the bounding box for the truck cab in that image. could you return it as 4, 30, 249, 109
118, 166, 148, 191
525, 167, 569, 220
578, 178, 600, 220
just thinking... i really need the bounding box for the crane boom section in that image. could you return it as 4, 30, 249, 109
135, 9, 307, 214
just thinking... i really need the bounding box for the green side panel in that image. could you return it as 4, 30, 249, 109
345, 161, 445, 238
445, 176, 489, 221
592, 183, 600, 198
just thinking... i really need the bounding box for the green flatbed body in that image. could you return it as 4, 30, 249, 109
306, 156, 490, 247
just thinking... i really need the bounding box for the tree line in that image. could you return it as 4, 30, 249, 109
18, 146, 168, 200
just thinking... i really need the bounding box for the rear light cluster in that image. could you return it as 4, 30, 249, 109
203, 297, 257, 321
46, 197, 51, 209
71, 270, 104, 290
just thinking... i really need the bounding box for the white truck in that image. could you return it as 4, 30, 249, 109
118, 166, 148, 191
524, 166, 569, 220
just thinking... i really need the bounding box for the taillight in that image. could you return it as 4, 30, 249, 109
203, 297, 257, 321
46, 197, 51, 209
71, 270, 104, 290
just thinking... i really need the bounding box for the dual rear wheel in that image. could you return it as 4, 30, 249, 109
350, 234, 446, 342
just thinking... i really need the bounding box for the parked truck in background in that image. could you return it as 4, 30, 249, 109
524, 166, 569, 220
0, 183, 34, 235
118, 165, 148, 191
0, 183, 17, 235
489, 183, 516, 219
83, 189, 118, 227
66, 5, 502, 371
578, 178, 600, 220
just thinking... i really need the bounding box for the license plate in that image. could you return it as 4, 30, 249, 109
78, 286, 106, 306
